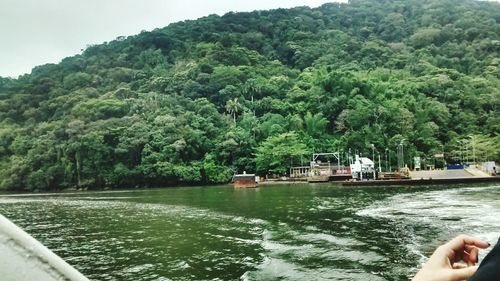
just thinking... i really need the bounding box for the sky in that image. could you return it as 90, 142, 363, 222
0, 0, 345, 78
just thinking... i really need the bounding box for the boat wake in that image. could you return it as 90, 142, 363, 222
242, 222, 387, 281
356, 185, 500, 272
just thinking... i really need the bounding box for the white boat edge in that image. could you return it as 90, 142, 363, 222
0, 214, 89, 281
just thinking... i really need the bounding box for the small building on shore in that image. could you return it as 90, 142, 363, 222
350, 155, 376, 180
232, 172, 258, 188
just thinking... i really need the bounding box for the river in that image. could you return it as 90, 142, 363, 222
0, 183, 499, 281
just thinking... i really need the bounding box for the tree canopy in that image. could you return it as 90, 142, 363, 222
0, 0, 499, 190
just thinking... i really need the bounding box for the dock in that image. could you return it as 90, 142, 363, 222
342, 166, 499, 186
307, 176, 330, 183
307, 175, 351, 183
342, 176, 500, 186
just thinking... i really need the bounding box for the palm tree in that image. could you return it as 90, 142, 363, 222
225, 98, 241, 123
304, 112, 328, 137
242, 79, 261, 117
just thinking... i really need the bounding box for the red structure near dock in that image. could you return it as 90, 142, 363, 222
232, 173, 257, 188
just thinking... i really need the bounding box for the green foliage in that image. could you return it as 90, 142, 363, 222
0, 0, 499, 190
256, 132, 310, 175
72, 99, 129, 121
63, 72, 93, 89
203, 153, 233, 183
304, 112, 328, 138
409, 28, 443, 48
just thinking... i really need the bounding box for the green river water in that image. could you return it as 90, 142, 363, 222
0, 183, 499, 281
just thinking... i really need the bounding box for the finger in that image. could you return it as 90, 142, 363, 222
454, 247, 477, 263
452, 262, 467, 269
450, 265, 478, 281
445, 235, 490, 252
469, 247, 479, 264
462, 245, 480, 265
454, 249, 469, 263
464, 244, 476, 252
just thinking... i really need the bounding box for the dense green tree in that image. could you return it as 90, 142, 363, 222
203, 153, 233, 183
304, 112, 328, 138
256, 132, 310, 175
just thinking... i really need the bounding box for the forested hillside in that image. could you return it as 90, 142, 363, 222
1, 0, 499, 190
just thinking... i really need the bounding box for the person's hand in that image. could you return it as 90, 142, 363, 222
412, 235, 490, 281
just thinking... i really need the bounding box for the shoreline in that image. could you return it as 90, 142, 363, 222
1, 176, 499, 195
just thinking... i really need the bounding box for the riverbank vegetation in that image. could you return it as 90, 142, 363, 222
1, 0, 499, 190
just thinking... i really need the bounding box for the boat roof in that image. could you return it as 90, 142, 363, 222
358, 157, 374, 165
232, 174, 256, 180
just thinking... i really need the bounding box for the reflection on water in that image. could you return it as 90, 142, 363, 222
0, 184, 498, 281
